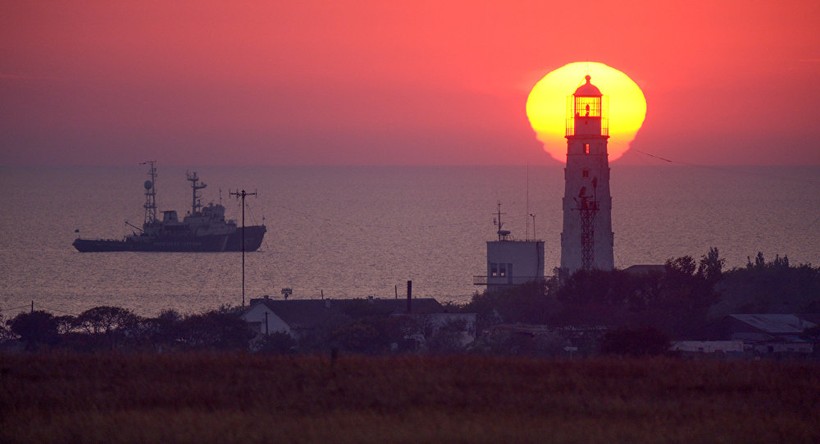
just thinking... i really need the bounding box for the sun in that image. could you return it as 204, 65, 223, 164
526, 62, 647, 163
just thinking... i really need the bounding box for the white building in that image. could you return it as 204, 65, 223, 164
560, 75, 614, 275
484, 239, 545, 290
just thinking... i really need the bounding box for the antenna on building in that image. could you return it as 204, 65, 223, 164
525, 164, 530, 240
493, 201, 510, 241
530, 213, 536, 239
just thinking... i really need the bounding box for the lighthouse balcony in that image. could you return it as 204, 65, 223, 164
565, 117, 609, 137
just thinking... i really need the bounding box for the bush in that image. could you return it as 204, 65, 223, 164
599, 327, 670, 357
255, 332, 297, 354
7, 311, 59, 351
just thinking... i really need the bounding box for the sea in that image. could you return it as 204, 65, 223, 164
1, 165, 818, 317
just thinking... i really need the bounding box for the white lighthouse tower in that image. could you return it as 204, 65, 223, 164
560, 75, 614, 274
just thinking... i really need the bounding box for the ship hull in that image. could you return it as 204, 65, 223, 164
73, 234, 229, 253
224, 225, 267, 252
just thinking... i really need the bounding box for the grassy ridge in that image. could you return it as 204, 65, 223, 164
1, 353, 818, 443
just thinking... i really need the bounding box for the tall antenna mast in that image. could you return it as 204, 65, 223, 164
140, 161, 158, 224
230, 188, 258, 307
525, 164, 530, 240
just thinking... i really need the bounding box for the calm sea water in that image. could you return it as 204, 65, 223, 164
1, 165, 818, 316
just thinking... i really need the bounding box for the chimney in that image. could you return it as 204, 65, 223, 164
406, 280, 412, 314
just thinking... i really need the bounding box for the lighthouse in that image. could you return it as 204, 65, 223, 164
560, 75, 614, 274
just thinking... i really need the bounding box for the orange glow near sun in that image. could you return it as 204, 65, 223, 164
526, 62, 647, 163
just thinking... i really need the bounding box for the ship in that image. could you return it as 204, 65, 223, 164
73, 162, 266, 253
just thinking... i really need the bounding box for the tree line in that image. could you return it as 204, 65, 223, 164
1, 305, 255, 353
0, 303, 467, 355
465, 248, 819, 340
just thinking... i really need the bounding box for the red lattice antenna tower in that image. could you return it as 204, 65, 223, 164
575, 177, 599, 271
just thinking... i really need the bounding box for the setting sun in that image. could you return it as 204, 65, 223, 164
526, 62, 647, 163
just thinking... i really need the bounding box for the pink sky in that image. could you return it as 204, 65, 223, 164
1, 1, 819, 166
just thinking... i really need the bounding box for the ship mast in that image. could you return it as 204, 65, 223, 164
186, 172, 207, 215
141, 161, 158, 225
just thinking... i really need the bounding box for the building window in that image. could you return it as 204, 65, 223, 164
499, 264, 507, 277
490, 263, 498, 277
582, 169, 589, 178
584, 143, 590, 154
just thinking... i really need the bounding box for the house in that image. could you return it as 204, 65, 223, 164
671, 340, 745, 354
241, 295, 476, 349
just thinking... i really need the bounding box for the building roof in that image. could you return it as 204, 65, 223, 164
574, 75, 602, 96
246, 297, 445, 329
728, 314, 816, 334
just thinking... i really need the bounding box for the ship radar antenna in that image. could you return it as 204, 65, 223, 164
230, 188, 259, 307
140, 161, 158, 224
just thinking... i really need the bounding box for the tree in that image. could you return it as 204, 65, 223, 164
255, 332, 297, 354
330, 318, 390, 354
74, 306, 139, 335
8, 311, 59, 350
698, 247, 724, 283
465, 279, 559, 330
599, 327, 670, 357
0, 312, 13, 342
70, 306, 141, 350
711, 256, 819, 316
54, 315, 77, 335
178, 310, 255, 350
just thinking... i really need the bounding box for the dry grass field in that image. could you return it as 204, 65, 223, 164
1, 353, 818, 443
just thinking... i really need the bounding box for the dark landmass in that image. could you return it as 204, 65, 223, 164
1, 249, 818, 442
0, 249, 818, 358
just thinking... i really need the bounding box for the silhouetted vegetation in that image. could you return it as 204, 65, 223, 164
464, 248, 819, 343
7, 310, 59, 351
710, 253, 820, 316
1, 354, 817, 443
464, 279, 560, 331
599, 327, 671, 357
2, 305, 256, 353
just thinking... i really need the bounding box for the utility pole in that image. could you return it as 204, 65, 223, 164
230, 189, 257, 307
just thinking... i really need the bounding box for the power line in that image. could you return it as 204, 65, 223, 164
633, 149, 820, 185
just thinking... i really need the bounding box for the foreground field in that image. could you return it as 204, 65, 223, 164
1, 353, 818, 443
